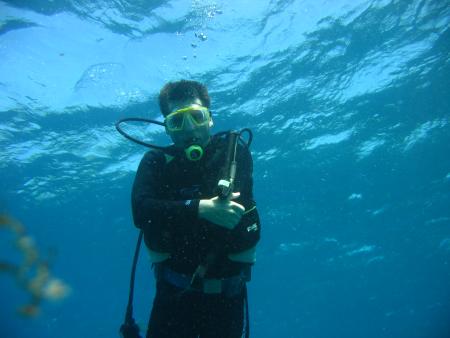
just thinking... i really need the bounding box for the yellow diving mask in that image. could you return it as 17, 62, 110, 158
165, 105, 211, 132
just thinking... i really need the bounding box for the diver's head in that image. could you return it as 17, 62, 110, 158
159, 80, 214, 159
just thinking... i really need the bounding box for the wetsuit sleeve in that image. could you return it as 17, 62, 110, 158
221, 146, 261, 253
131, 151, 200, 251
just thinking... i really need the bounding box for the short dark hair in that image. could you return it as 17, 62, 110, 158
158, 80, 211, 116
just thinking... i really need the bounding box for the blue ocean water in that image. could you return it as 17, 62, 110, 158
1, 0, 449, 337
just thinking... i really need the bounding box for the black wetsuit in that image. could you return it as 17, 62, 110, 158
132, 134, 261, 338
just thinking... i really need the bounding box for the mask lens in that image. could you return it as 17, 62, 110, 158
190, 109, 208, 125
166, 113, 184, 130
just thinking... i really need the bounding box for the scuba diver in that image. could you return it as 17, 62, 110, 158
118, 80, 261, 338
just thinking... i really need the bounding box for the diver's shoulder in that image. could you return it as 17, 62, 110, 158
211, 131, 253, 163
141, 149, 167, 166
237, 139, 253, 162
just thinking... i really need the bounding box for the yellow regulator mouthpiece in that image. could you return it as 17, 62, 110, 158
185, 145, 204, 161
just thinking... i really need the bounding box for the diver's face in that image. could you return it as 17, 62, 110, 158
165, 98, 213, 149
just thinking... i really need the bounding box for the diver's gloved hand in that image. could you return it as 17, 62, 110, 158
198, 192, 245, 229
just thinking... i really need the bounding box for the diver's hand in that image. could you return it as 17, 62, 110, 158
198, 192, 245, 229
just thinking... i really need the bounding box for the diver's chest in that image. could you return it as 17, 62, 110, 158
160, 165, 218, 200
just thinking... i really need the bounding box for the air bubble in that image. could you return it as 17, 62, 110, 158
195, 32, 207, 41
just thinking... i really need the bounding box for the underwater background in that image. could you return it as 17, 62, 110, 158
1, 0, 449, 337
